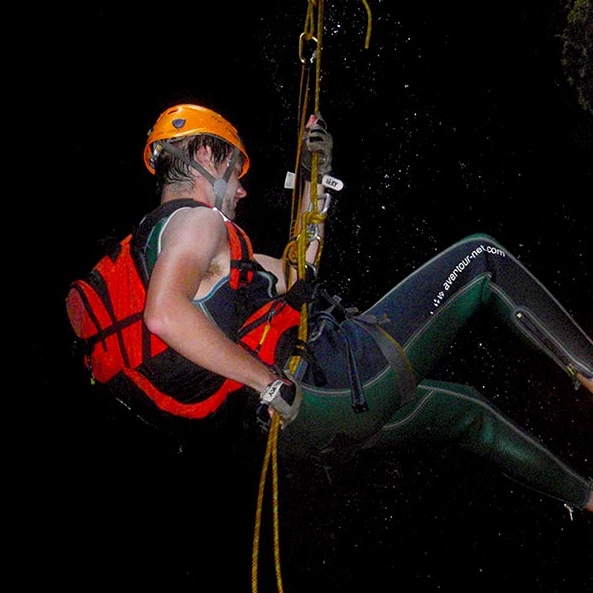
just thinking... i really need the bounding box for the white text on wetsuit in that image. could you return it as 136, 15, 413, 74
430, 244, 506, 314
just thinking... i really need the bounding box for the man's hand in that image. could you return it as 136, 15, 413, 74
300, 113, 333, 180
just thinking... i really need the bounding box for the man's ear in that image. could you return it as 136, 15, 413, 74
195, 144, 213, 164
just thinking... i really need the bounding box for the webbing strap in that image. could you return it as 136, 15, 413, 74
157, 142, 241, 210
352, 315, 418, 407
312, 311, 368, 413
157, 141, 216, 184
121, 366, 240, 419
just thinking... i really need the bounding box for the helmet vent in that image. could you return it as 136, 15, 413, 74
172, 118, 186, 130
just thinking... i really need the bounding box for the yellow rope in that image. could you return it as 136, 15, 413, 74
252, 2, 374, 591
251, 418, 271, 592
360, 0, 373, 48
253, 3, 326, 591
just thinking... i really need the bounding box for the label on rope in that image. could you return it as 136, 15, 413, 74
284, 171, 296, 189
321, 174, 343, 191
284, 171, 344, 191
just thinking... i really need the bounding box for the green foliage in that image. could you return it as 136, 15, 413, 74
561, 0, 593, 114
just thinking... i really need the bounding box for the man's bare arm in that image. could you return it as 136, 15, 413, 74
144, 207, 276, 393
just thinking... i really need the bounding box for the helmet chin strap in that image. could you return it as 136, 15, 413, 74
212, 147, 240, 211
157, 141, 241, 212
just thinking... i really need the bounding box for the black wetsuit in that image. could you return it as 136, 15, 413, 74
146, 213, 592, 509
282, 233, 592, 509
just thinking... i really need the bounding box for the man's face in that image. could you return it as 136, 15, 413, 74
193, 145, 247, 219
216, 157, 247, 220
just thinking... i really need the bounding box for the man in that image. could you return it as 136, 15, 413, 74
141, 103, 323, 423
138, 103, 592, 513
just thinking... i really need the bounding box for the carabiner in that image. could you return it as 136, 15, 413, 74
299, 32, 318, 65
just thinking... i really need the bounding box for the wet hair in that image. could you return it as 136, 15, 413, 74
154, 135, 241, 197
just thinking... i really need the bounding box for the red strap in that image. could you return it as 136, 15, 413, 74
121, 366, 243, 419
225, 220, 255, 289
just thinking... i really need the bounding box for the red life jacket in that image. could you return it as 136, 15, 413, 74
66, 199, 301, 422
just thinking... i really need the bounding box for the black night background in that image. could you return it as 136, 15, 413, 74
21, 2, 592, 591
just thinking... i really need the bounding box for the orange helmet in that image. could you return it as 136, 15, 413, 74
144, 104, 250, 176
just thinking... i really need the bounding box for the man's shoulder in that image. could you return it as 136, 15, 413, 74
156, 200, 220, 226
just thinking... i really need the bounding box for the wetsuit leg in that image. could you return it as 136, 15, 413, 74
362, 233, 593, 383
294, 234, 592, 507
362, 379, 592, 509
